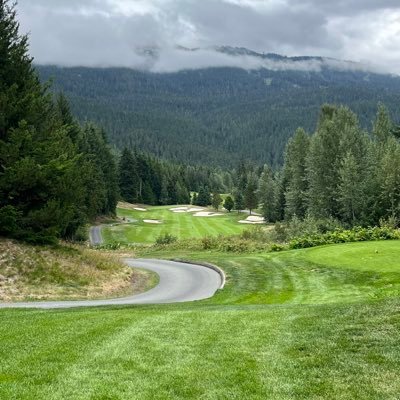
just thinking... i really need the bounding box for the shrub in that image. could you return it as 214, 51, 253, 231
289, 226, 400, 249
270, 243, 286, 252
155, 233, 177, 246
201, 236, 218, 250
0, 206, 22, 236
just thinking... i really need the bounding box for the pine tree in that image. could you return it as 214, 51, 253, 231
373, 103, 392, 143
118, 148, 139, 203
244, 175, 258, 215
283, 128, 310, 219
0, 0, 47, 141
234, 192, 244, 213
223, 195, 234, 212
159, 177, 170, 205
258, 166, 276, 222
197, 186, 211, 207
306, 106, 343, 218
379, 138, 400, 220
338, 152, 364, 224
211, 193, 222, 210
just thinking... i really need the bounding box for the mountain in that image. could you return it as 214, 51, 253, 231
36, 48, 400, 168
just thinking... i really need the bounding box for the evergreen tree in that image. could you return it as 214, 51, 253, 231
379, 139, 400, 220
197, 186, 211, 207
338, 152, 364, 224
306, 106, 343, 218
234, 192, 244, 213
258, 166, 277, 222
118, 148, 139, 203
244, 175, 258, 215
211, 193, 222, 210
283, 128, 310, 219
223, 195, 234, 212
159, 177, 170, 205
373, 103, 392, 143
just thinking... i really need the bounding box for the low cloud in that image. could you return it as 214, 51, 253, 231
17, 0, 400, 74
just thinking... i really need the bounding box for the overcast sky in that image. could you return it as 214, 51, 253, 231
16, 0, 400, 74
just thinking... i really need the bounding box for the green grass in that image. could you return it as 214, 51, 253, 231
102, 205, 248, 244
1, 241, 400, 399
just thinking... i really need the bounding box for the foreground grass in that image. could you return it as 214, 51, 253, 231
1, 241, 400, 399
102, 205, 248, 244
0, 239, 156, 301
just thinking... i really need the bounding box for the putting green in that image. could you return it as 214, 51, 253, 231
301, 241, 400, 273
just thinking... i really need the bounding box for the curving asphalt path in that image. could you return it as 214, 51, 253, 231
89, 225, 103, 246
0, 259, 223, 309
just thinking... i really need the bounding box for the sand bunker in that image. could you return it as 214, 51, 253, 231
170, 206, 206, 213
118, 202, 148, 211
239, 215, 265, 224
143, 219, 162, 224
246, 216, 264, 222
193, 212, 223, 217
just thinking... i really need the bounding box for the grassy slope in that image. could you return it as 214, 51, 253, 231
102, 205, 248, 244
0, 239, 157, 301
1, 241, 400, 399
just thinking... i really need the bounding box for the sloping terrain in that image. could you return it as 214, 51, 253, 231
1, 241, 400, 399
37, 53, 400, 167
0, 239, 154, 301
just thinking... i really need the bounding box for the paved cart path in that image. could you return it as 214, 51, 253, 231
0, 259, 223, 309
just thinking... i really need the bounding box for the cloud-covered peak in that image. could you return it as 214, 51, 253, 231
17, 0, 400, 74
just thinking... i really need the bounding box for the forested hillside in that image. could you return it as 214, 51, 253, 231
0, 1, 118, 243
37, 58, 400, 167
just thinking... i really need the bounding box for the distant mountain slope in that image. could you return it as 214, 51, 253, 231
36, 49, 400, 167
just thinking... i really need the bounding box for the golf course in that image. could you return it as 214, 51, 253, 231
1, 240, 400, 399
102, 204, 253, 244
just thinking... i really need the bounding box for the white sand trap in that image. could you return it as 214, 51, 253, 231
187, 207, 205, 212
194, 212, 223, 217
134, 207, 147, 212
143, 219, 162, 224
246, 216, 264, 222
239, 215, 265, 224
172, 210, 187, 213
170, 207, 188, 211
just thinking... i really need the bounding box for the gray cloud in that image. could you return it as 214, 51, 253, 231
16, 0, 400, 74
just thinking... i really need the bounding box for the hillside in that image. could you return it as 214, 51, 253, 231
37, 48, 400, 167
0, 239, 155, 301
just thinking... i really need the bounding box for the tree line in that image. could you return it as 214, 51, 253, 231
0, 1, 118, 243
230, 104, 400, 227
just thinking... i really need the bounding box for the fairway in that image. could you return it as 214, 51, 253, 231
1, 241, 400, 399
102, 205, 249, 244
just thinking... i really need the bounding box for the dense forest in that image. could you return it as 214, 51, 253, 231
231, 104, 400, 227
37, 61, 400, 168
0, 0, 236, 244
2, 0, 400, 246
0, 1, 118, 243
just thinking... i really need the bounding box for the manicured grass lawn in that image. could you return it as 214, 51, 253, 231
1, 241, 400, 399
102, 205, 248, 244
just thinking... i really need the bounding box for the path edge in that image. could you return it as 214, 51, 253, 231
171, 259, 226, 289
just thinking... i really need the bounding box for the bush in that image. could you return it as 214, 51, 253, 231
155, 233, 177, 246
270, 243, 286, 252
0, 206, 22, 236
72, 226, 88, 242
201, 236, 219, 250
289, 226, 400, 249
